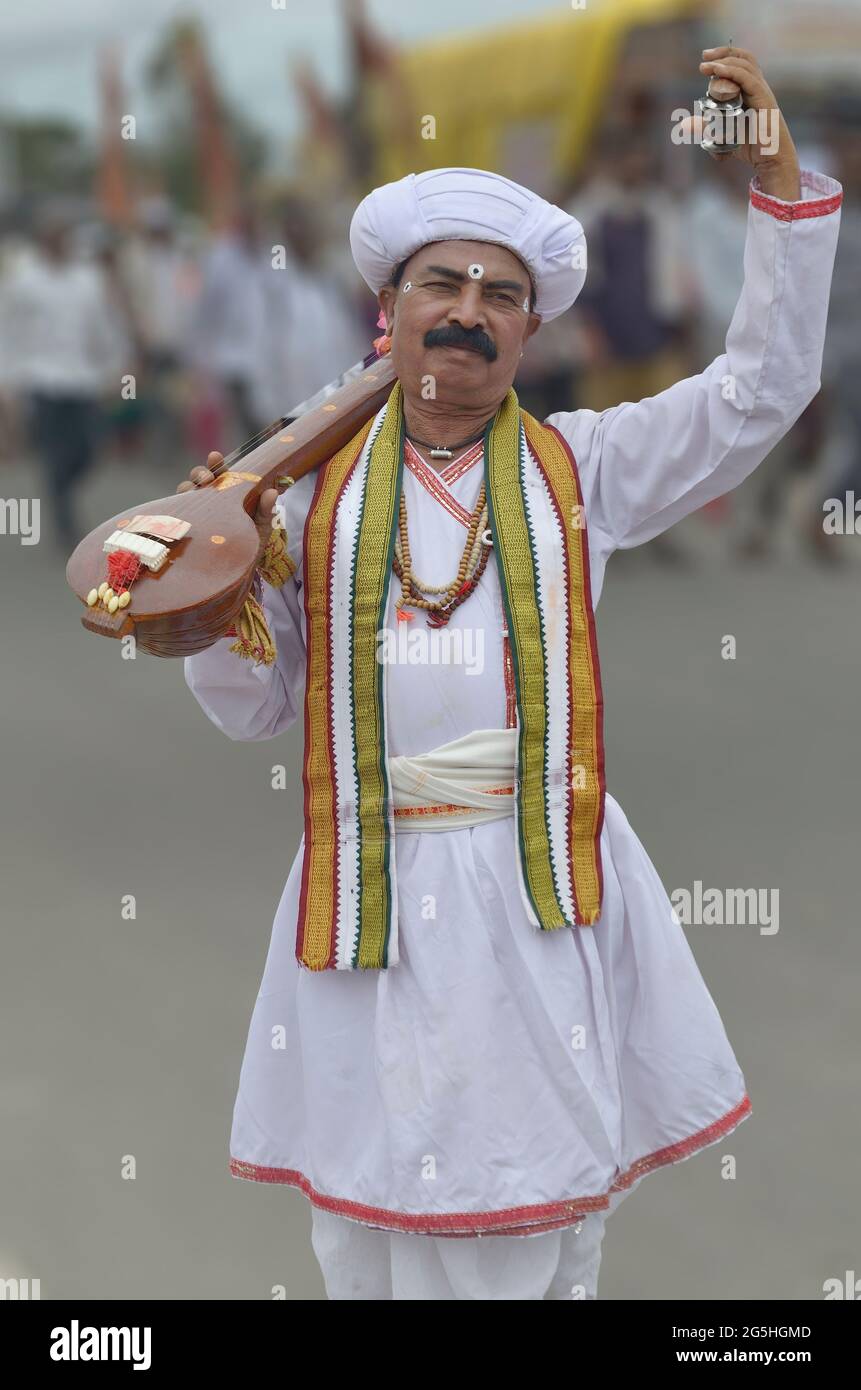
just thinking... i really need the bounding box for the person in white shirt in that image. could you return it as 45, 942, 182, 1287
119, 197, 200, 472
177, 47, 841, 1300
0, 202, 125, 548
183, 208, 271, 445
251, 195, 370, 423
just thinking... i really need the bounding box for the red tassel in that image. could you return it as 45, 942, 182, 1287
106, 548, 143, 595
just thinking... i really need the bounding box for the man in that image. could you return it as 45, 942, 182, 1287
119, 196, 199, 473
572, 127, 692, 414
181, 47, 841, 1299
0, 201, 128, 549
250, 194, 369, 423
814, 111, 861, 551
184, 204, 271, 444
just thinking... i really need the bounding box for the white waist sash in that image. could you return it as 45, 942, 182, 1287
389, 727, 517, 832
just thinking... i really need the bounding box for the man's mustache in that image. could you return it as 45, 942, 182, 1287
423, 323, 498, 362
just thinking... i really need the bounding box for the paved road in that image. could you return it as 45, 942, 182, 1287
1, 449, 858, 1300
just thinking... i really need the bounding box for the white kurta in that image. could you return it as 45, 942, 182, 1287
184, 171, 841, 1247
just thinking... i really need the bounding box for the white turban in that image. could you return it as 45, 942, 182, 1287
349, 167, 587, 322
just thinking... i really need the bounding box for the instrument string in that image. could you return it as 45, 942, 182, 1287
210, 348, 382, 479
211, 417, 294, 476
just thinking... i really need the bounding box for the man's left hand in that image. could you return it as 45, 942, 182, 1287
699, 45, 800, 202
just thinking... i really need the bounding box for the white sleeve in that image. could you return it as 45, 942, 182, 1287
546, 170, 843, 551
183, 471, 316, 740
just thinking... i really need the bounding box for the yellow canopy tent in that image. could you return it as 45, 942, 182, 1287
367, 0, 703, 192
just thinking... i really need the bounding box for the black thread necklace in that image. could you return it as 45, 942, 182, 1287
405, 424, 490, 461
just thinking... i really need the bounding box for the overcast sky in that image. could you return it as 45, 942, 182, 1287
0, 0, 563, 151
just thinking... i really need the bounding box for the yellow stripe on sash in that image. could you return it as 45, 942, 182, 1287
301, 417, 375, 970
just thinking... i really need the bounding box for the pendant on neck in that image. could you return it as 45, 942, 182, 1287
429, 445, 454, 460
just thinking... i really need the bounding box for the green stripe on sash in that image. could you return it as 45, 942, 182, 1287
484, 389, 568, 927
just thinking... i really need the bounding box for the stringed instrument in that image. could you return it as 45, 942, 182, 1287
65, 352, 396, 657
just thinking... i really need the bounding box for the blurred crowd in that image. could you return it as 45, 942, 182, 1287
1, 96, 860, 564
0, 191, 371, 548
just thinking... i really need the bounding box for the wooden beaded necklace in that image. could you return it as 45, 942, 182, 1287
393, 448, 492, 629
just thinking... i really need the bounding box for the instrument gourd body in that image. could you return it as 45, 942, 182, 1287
66, 356, 396, 657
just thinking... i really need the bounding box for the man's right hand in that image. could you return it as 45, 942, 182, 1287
176, 451, 280, 563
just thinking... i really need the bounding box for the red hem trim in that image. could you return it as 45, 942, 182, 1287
749, 185, 843, 223
228, 1093, 752, 1238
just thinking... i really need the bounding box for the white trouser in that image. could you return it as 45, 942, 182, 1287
310, 1206, 611, 1301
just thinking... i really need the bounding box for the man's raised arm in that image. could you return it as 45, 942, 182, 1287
548, 46, 842, 550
